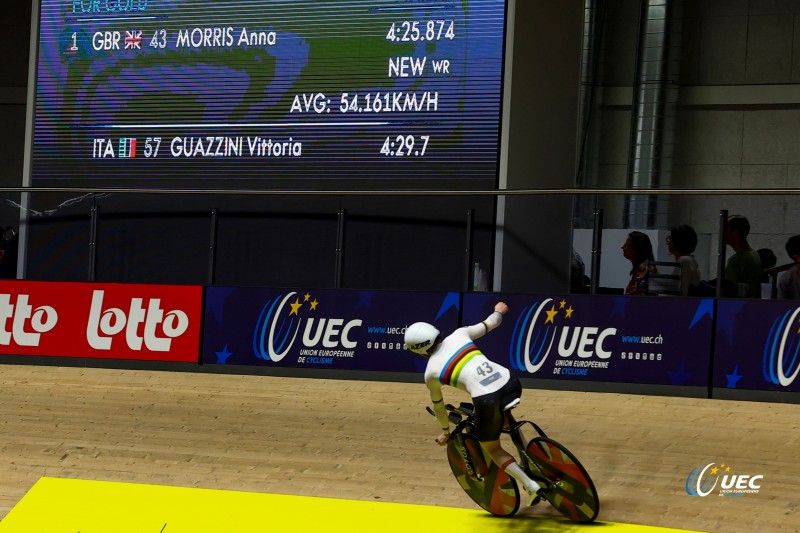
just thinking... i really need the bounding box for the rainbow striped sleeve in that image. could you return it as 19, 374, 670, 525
439, 342, 482, 387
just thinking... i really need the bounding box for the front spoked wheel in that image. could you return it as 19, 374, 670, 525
525, 436, 600, 523
446, 433, 520, 517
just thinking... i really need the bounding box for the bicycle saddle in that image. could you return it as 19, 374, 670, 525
503, 398, 521, 411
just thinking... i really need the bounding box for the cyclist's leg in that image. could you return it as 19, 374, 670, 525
474, 385, 543, 505
479, 438, 513, 466
480, 438, 543, 504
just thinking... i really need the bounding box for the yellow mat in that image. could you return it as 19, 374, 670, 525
0, 477, 704, 533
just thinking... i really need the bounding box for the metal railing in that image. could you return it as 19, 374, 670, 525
0, 187, 795, 298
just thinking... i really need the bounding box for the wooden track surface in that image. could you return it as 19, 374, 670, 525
0, 364, 796, 532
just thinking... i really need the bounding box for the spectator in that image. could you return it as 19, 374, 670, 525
777, 235, 800, 300
722, 215, 762, 298
0, 226, 18, 279
666, 225, 701, 296
622, 231, 657, 295
757, 248, 777, 283
570, 248, 589, 293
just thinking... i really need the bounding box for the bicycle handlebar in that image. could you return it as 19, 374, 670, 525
426, 402, 476, 438
453, 402, 475, 417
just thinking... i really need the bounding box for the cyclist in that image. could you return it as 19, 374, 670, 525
404, 301, 544, 506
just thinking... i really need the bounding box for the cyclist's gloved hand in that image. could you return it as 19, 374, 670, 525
435, 431, 450, 446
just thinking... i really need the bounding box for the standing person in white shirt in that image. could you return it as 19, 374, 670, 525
403, 301, 544, 506
777, 235, 800, 299
667, 225, 701, 296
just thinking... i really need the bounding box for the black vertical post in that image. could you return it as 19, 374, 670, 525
771, 273, 778, 300
335, 209, 346, 288
88, 202, 98, 282
464, 208, 475, 292
707, 208, 729, 399
208, 209, 218, 285
716, 209, 728, 298
590, 208, 603, 295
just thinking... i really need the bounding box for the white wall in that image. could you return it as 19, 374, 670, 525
581, 0, 800, 280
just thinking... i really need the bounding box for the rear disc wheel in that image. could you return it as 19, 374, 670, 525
525, 436, 600, 523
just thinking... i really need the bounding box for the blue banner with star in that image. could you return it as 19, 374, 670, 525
201, 287, 459, 371
462, 293, 714, 386
714, 300, 800, 393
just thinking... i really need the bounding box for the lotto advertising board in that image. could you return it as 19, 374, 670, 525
713, 300, 800, 393
201, 287, 459, 372
0, 280, 202, 361
463, 293, 715, 387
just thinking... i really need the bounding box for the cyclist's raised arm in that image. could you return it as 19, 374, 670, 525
465, 301, 509, 340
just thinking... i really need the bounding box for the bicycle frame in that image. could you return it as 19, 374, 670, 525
503, 408, 549, 478
431, 401, 600, 523
452, 432, 483, 481
442, 402, 546, 460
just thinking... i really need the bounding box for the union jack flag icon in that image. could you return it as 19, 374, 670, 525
125, 30, 142, 50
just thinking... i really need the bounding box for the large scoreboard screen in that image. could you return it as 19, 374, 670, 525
31, 0, 508, 190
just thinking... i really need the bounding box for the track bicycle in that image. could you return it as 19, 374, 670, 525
428, 400, 600, 522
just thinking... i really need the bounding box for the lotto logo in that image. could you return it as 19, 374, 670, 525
0, 294, 58, 347
86, 290, 190, 351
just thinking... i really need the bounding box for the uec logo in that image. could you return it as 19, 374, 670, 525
253, 292, 362, 362
762, 307, 800, 387
686, 463, 763, 497
509, 298, 616, 374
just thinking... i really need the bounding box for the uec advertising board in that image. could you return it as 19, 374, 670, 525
463, 293, 715, 387
201, 287, 459, 372
713, 299, 800, 393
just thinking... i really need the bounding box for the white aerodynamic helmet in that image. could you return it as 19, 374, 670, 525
404, 322, 440, 355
